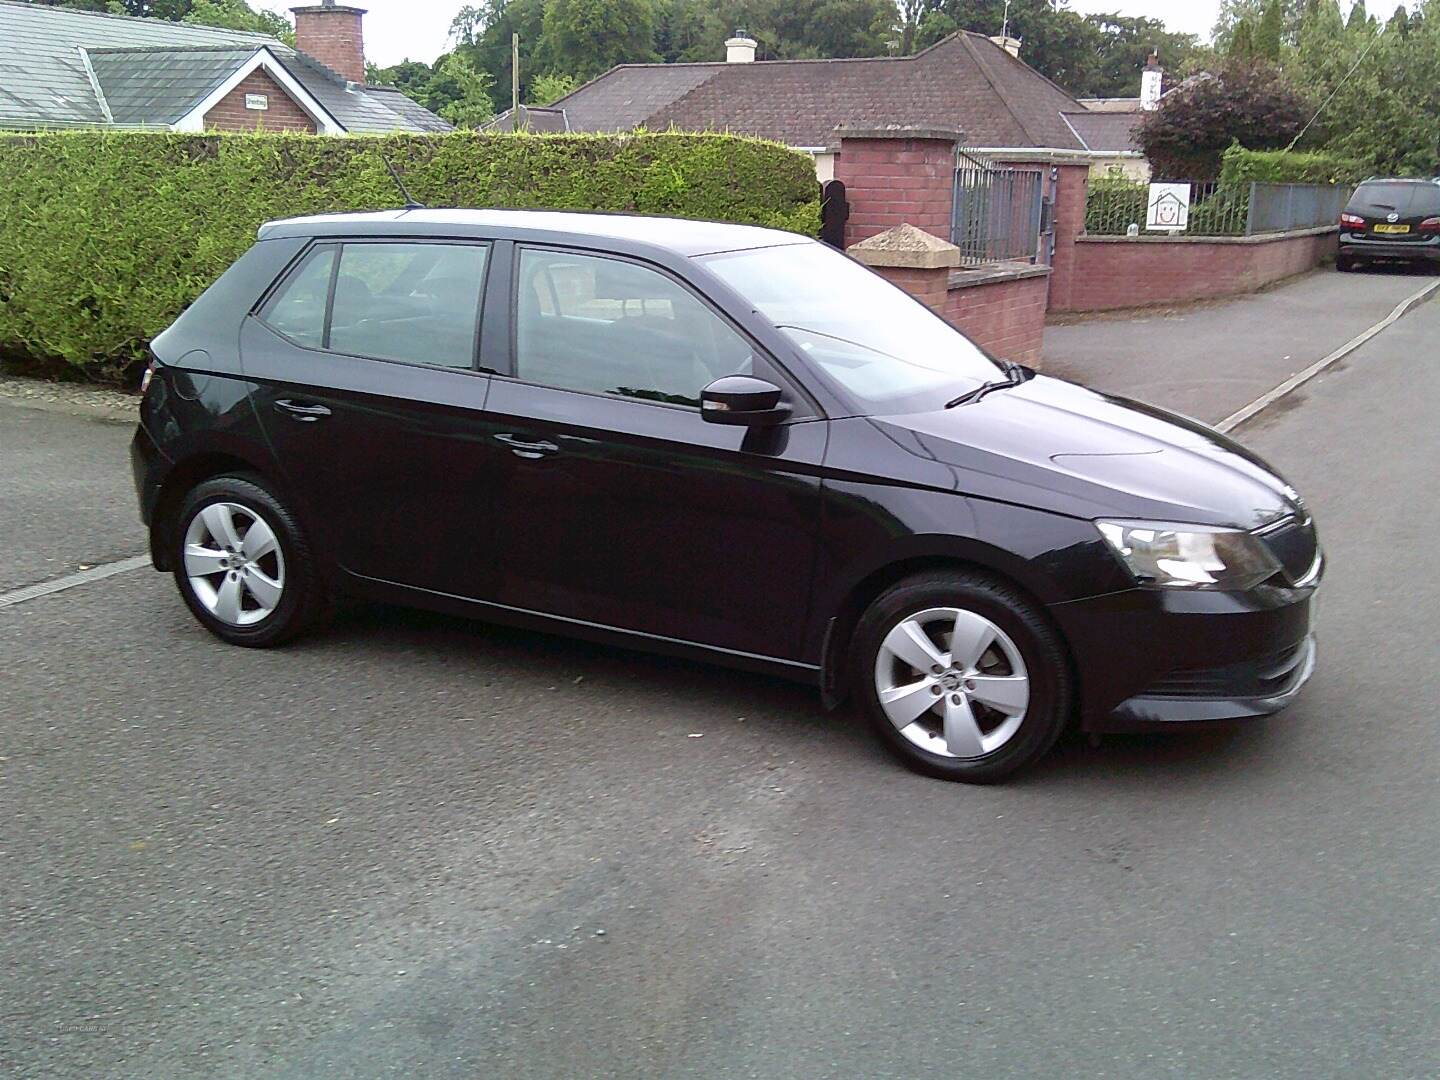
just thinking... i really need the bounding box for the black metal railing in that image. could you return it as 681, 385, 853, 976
952, 165, 1044, 265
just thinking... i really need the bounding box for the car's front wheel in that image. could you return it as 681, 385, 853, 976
171, 475, 327, 647
854, 570, 1072, 783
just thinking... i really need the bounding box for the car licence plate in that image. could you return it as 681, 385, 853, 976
1373, 223, 1411, 234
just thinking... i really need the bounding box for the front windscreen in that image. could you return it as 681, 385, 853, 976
701, 242, 1002, 415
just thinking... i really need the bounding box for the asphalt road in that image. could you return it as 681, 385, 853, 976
3, 271, 1438, 1078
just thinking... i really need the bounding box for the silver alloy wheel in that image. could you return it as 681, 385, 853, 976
182, 501, 286, 627
873, 606, 1030, 759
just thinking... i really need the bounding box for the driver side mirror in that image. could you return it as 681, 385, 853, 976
700, 375, 791, 427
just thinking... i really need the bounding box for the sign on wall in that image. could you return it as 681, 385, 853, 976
1146, 183, 1190, 231
244, 93, 269, 111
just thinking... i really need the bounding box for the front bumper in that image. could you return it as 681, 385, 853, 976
1051, 568, 1320, 733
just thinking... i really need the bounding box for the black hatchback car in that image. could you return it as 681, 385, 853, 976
1338, 178, 1440, 271
132, 209, 1322, 782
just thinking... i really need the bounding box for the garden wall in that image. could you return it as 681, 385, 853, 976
1052, 226, 1339, 314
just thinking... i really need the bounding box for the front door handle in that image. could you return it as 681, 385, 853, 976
274, 399, 332, 422
494, 432, 559, 459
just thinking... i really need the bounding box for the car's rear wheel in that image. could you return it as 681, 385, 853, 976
854, 571, 1072, 783
1337, 253, 1357, 272
172, 475, 326, 647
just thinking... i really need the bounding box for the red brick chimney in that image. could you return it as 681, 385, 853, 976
291, 1, 367, 85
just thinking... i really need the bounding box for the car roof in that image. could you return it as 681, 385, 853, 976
256, 208, 812, 257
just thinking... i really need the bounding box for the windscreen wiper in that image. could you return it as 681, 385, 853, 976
944, 360, 1027, 409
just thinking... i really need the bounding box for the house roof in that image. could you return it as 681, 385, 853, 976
542, 33, 1088, 152
0, 0, 448, 133
481, 105, 571, 133
1062, 109, 1145, 154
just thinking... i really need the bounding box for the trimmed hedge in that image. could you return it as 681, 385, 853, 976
1219, 145, 1367, 187
0, 130, 820, 380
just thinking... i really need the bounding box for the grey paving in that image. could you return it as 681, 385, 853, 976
0, 404, 144, 591
2, 295, 1438, 1078
1044, 262, 1438, 423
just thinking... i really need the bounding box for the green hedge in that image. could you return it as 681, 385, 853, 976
0, 130, 820, 380
1219, 145, 1367, 187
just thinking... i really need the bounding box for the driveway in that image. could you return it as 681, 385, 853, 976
3, 280, 1438, 1078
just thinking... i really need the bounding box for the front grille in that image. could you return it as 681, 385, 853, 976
1145, 640, 1311, 700
1257, 513, 1318, 584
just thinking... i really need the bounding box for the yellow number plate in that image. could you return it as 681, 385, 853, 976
1374, 223, 1411, 234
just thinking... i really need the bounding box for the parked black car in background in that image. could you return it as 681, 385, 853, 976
131, 209, 1322, 782
1338, 178, 1440, 271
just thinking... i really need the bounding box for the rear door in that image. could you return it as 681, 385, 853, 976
242, 237, 507, 598
482, 244, 826, 662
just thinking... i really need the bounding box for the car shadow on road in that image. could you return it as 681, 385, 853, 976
319, 601, 1283, 789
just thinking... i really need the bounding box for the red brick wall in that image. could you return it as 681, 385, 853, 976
1043, 163, 1091, 312
1054, 229, 1338, 313
834, 134, 957, 248
204, 68, 316, 133
869, 264, 1050, 368
293, 5, 366, 84
945, 272, 1050, 366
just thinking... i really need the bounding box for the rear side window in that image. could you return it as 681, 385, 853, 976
262, 246, 334, 348
514, 248, 753, 407
261, 241, 489, 369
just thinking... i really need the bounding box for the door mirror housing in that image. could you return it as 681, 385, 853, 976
700, 375, 790, 427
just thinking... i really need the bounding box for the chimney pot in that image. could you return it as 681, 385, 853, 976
291, 2, 367, 85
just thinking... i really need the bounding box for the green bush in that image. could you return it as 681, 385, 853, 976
1219, 144, 1367, 186
0, 130, 820, 380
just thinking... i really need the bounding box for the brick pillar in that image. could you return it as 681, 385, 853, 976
1045, 162, 1091, 313
848, 223, 962, 315
291, 1, 367, 84
832, 125, 962, 249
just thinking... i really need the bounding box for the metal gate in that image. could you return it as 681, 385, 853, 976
951, 164, 1045, 266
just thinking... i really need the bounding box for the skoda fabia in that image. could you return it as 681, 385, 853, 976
131, 210, 1321, 782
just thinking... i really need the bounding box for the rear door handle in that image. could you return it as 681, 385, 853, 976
494, 432, 559, 459
274, 399, 332, 422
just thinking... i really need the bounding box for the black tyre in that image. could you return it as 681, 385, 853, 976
1336, 254, 1357, 272
171, 474, 328, 647
853, 570, 1073, 783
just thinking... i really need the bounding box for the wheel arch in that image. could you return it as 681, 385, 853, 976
817, 543, 1077, 713
148, 450, 277, 571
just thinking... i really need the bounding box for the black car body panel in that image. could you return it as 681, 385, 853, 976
133, 208, 1321, 734
1339, 178, 1440, 264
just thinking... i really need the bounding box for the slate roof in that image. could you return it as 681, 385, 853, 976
1062, 109, 1145, 154
481, 105, 571, 133
0, 0, 448, 133
544, 33, 1088, 151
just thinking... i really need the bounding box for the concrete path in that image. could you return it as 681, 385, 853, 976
1043, 263, 1439, 425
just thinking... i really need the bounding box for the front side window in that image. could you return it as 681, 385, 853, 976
702, 241, 1002, 415
262, 241, 488, 368
515, 248, 754, 407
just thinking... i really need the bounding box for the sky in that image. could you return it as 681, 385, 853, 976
253, 0, 1410, 70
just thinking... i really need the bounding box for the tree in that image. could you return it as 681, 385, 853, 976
451, 0, 549, 110
1345, 0, 1373, 30
1078, 14, 1204, 98
1256, 0, 1286, 57
1230, 17, 1259, 58
540, 0, 658, 81
183, 0, 293, 42
528, 71, 578, 104
1136, 60, 1313, 179
435, 52, 496, 128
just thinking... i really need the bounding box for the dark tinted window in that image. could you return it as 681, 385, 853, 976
1351, 182, 1440, 215
515, 248, 753, 407
329, 243, 488, 367
262, 246, 335, 348
261, 241, 488, 368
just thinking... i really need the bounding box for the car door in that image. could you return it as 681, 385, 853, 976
482, 244, 826, 662
242, 237, 506, 598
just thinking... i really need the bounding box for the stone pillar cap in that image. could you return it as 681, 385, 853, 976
848, 224, 962, 269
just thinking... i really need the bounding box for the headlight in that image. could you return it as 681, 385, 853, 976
1095, 520, 1280, 591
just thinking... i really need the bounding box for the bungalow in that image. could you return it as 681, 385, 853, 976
0, 0, 448, 135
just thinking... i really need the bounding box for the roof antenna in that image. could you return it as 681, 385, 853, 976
381, 155, 425, 210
